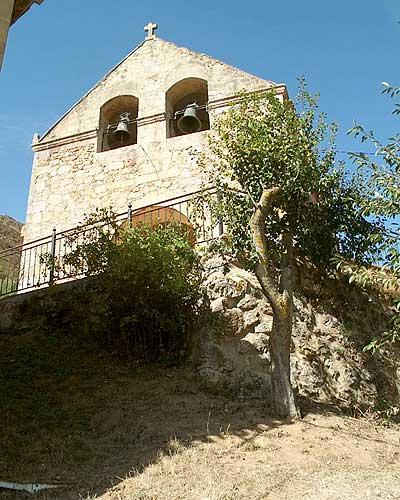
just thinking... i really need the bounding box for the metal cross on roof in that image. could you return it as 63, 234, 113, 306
144, 22, 158, 40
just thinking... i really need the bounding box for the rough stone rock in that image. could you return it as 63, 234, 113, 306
235, 369, 272, 399
203, 272, 246, 302
239, 332, 269, 355
0, 215, 22, 253
243, 309, 259, 331
237, 294, 259, 311
210, 297, 226, 313
255, 316, 273, 334
315, 312, 340, 329
197, 328, 234, 371
257, 300, 274, 317
223, 308, 244, 336
290, 327, 378, 406
293, 296, 315, 328
198, 367, 230, 393
290, 355, 325, 398
195, 326, 235, 392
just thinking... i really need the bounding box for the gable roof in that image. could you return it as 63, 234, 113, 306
38, 37, 281, 144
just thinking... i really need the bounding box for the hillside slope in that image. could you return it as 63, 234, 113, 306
0, 215, 22, 252
0, 250, 399, 498
0, 328, 399, 500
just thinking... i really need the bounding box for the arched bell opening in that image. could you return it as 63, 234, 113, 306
166, 78, 210, 138
118, 205, 196, 245
98, 95, 139, 152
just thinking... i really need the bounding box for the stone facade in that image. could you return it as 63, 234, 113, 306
24, 35, 286, 242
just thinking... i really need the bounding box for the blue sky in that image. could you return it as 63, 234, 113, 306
0, 0, 399, 222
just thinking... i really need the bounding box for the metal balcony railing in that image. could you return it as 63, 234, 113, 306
0, 189, 221, 298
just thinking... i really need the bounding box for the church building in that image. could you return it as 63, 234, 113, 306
23, 23, 287, 243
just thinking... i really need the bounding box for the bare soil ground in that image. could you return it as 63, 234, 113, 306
0, 329, 399, 500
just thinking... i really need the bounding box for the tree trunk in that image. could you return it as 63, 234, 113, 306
269, 301, 299, 418
251, 187, 299, 419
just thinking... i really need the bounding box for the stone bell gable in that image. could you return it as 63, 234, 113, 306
24, 27, 287, 242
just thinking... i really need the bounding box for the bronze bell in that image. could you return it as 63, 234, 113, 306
113, 112, 131, 143
177, 103, 202, 134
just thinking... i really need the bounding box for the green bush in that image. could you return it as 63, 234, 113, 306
61, 214, 204, 361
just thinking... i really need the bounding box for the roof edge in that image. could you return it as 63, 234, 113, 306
11, 0, 44, 25
38, 39, 147, 143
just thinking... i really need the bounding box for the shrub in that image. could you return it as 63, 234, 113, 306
61, 213, 204, 361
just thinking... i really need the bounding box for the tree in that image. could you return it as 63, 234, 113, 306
336, 82, 400, 352
198, 81, 376, 418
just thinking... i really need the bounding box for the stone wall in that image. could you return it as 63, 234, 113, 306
26, 133, 207, 241
1, 253, 399, 411
24, 37, 286, 242
196, 255, 400, 409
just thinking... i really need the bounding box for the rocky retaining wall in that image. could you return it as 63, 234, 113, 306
196, 255, 400, 409
1, 255, 399, 410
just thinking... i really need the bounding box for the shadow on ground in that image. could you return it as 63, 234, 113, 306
0, 326, 398, 500
0, 328, 288, 499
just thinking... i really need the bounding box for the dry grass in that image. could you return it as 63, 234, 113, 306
94, 417, 400, 500
107, 438, 277, 500
1, 329, 400, 500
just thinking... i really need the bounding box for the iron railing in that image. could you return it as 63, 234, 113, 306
0, 189, 221, 297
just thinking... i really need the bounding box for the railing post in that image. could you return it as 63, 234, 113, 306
216, 191, 224, 237
49, 228, 57, 286
127, 204, 132, 229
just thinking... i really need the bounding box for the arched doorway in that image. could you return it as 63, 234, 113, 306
120, 205, 196, 244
